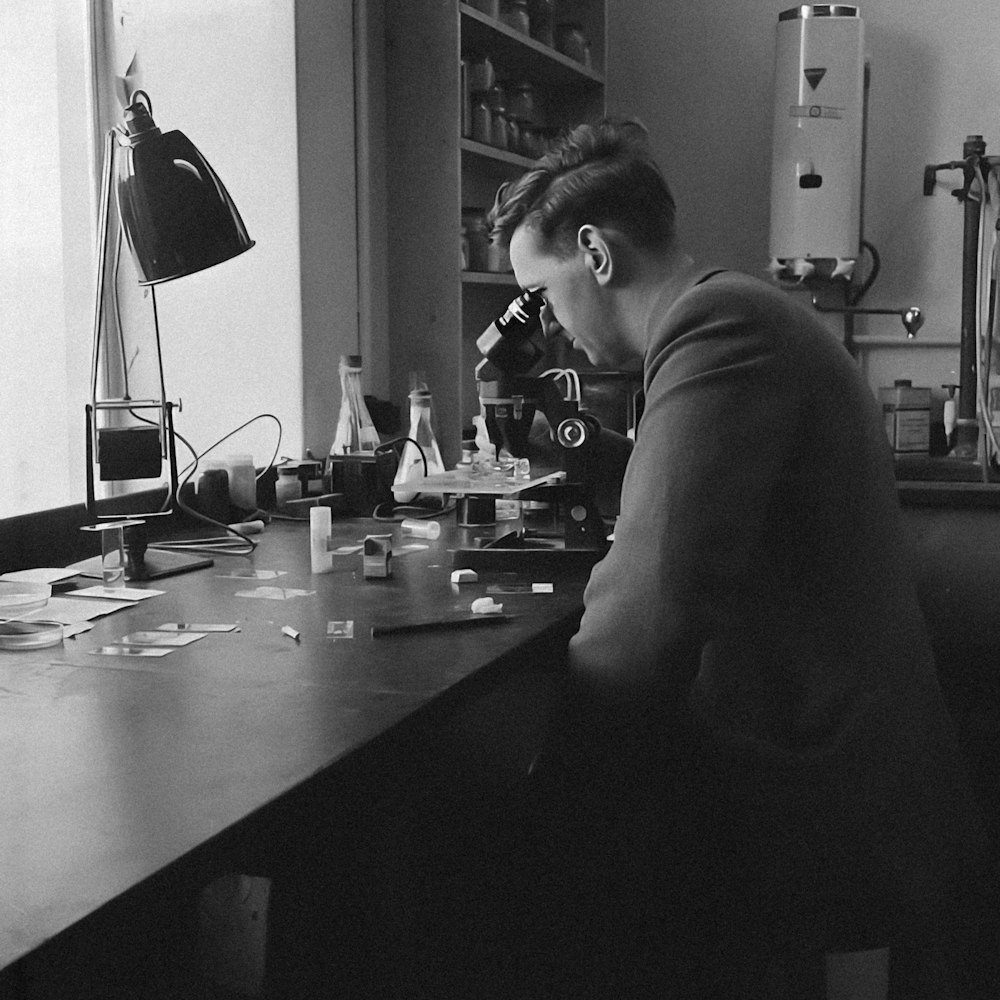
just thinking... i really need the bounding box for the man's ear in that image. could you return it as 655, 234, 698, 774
577, 225, 614, 285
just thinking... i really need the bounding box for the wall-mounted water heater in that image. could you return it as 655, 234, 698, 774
769, 5, 865, 282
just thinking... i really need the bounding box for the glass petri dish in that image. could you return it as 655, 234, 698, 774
0, 580, 51, 616
0, 620, 64, 650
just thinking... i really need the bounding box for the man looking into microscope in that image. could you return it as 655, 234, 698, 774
489, 119, 993, 998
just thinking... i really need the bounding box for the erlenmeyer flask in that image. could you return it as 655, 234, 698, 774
393, 389, 445, 503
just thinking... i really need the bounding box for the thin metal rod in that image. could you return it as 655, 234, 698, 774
89, 128, 117, 421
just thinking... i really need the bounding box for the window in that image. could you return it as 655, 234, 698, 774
1, 2, 95, 517
1, 1, 357, 521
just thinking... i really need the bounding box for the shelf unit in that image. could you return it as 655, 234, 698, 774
384, 0, 607, 466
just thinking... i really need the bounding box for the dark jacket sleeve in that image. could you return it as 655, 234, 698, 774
567, 283, 799, 701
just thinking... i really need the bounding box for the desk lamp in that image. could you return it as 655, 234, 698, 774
85, 90, 254, 578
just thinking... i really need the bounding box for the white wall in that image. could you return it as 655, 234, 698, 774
608, 1, 999, 410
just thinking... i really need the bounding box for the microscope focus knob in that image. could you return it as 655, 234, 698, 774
556, 417, 590, 449
555, 414, 599, 450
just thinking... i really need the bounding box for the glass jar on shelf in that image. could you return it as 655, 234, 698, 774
528, 0, 555, 46
470, 90, 492, 145
508, 81, 538, 126
462, 209, 490, 272
491, 105, 509, 150
467, 56, 495, 94
519, 124, 543, 158
555, 22, 588, 63
499, 0, 530, 34
487, 235, 511, 273
469, 0, 500, 18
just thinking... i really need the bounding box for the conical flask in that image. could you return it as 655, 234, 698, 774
393, 389, 445, 503
330, 355, 380, 457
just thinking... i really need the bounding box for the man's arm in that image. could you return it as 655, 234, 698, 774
568, 293, 800, 701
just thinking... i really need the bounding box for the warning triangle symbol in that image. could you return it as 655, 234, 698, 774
804, 67, 826, 90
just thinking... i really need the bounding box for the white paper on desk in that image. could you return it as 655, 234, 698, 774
233, 586, 315, 601
215, 569, 286, 580
91, 644, 173, 657
158, 622, 239, 632
20, 595, 137, 623
71, 585, 163, 601
61, 621, 93, 638
0, 567, 80, 585
121, 630, 207, 646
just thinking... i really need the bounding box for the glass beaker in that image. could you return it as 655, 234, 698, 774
81, 520, 143, 589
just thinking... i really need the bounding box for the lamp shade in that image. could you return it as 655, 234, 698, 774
114, 99, 254, 285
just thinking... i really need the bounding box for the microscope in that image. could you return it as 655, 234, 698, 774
471, 289, 609, 556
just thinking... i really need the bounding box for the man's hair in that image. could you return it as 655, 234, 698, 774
488, 118, 677, 257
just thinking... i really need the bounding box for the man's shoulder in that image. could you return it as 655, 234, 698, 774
647, 267, 830, 353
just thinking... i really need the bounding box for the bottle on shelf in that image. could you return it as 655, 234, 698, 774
528, 0, 555, 46
500, 0, 530, 34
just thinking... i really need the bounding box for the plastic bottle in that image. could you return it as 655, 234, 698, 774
225, 454, 257, 512
275, 466, 302, 512
195, 460, 230, 523
330, 355, 380, 457
393, 389, 446, 503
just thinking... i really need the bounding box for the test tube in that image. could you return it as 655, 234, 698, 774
400, 518, 441, 539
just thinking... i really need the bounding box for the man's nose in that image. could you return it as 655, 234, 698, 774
540, 304, 565, 339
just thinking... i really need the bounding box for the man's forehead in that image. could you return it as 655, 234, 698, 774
509, 223, 549, 284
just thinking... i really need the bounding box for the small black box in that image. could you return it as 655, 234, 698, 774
97, 426, 163, 481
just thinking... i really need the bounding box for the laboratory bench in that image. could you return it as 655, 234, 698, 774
1, 492, 998, 996
0, 513, 586, 997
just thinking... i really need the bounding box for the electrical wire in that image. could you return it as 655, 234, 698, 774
977, 166, 1000, 476
849, 240, 881, 306
539, 367, 581, 402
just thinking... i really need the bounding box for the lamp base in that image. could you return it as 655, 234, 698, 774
127, 548, 214, 581
71, 548, 213, 582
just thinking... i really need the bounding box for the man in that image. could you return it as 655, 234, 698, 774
489, 119, 993, 997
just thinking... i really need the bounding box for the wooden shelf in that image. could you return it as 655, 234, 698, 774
460, 4, 605, 89
384, 0, 606, 465
461, 138, 534, 170
462, 270, 518, 285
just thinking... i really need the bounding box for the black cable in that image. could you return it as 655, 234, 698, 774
849, 240, 881, 306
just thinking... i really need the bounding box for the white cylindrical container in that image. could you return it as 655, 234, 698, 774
769, 5, 865, 281
310, 506, 333, 574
